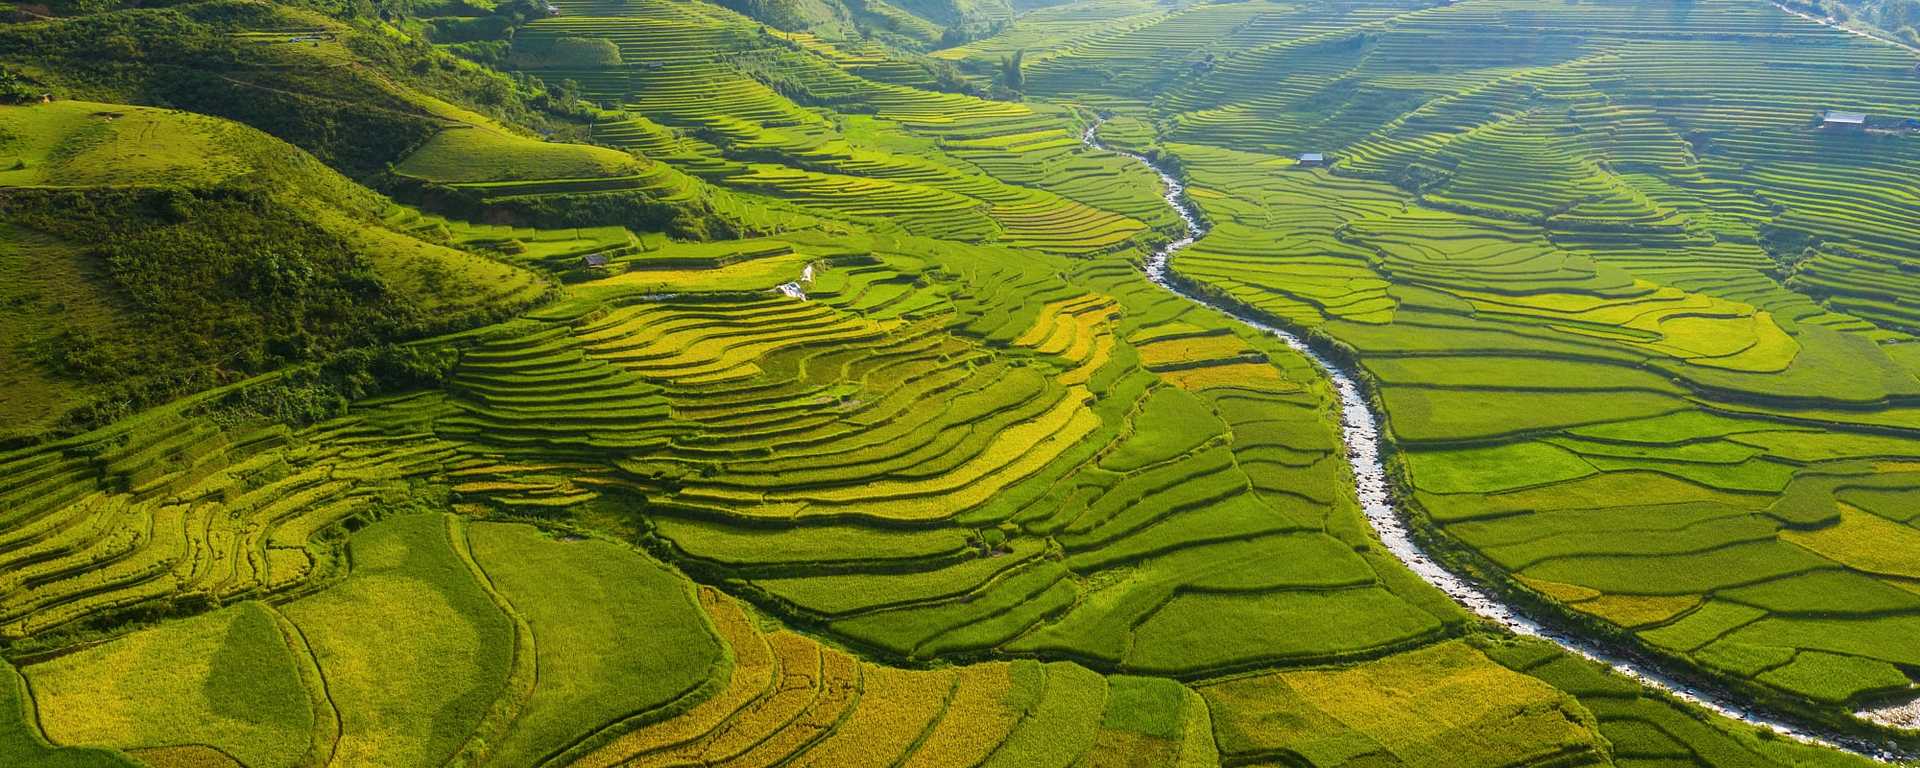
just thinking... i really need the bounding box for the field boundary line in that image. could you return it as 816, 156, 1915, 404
269, 604, 344, 768
445, 515, 540, 768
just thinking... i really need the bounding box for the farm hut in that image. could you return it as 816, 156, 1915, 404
581, 254, 610, 268
1297, 152, 1326, 168
1821, 110, 1868, 129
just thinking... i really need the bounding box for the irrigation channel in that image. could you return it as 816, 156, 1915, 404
1079, 119, 1914, 763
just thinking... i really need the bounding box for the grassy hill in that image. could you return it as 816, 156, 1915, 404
0, 99, 545, 440
0, 0, 793, 239
1801, 0, 1920, 47
0, 0, 635, 174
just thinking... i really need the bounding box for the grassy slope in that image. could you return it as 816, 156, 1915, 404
0, 661, 136, 768
0, 0, 541, 177
0, 99, 544, 438
0, 225, 124, 437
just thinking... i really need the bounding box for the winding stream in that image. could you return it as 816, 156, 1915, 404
1080, 120, 1910, 763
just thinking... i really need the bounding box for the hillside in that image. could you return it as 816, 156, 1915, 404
1, 0, 1919, 764
0, 100, 545, 441
1803, 0, 1920, 47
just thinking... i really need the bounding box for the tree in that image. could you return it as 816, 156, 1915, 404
0, 67, 42, 104
1001, 49, 1024, 92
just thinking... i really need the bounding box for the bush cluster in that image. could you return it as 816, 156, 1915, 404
1, 187, 441, 433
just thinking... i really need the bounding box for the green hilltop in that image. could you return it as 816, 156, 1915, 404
0, 99, 545, 441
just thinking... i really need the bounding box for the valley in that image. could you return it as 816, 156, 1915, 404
0, 0, 1918, 764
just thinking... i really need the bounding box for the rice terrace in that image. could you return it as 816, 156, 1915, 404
4, 0, 1920, 762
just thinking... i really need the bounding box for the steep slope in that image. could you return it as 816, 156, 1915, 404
0, 0, 789, 239
0, 99, 545, 440
0, 0, 553, 177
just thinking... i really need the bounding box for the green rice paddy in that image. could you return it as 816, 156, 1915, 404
0, 0, 1917, 762
1103, 0, 1920, 727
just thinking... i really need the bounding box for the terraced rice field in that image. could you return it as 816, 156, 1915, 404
1020, 0, 1920, 747
1089, 117, 1912, 753
491, 0, 1180, 251
0, 171, 1896, 766
5, 0, 1920, 762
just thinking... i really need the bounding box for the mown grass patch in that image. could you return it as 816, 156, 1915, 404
0, 102, 249, 188
980, 662, 1107, 767
1127, 588, 1447, 672
395, 126, 643, 184
1781, 505, 1920, 580
1099, 385, 1224, 472
1407, 442, 1596, 495
1757, 651, 1912, 705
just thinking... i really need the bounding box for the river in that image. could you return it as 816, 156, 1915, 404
1080, 119, 1910, 763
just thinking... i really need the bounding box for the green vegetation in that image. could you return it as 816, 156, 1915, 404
931, 0, 1920, 728
28, 602, 313, 768
1204, 641, 1605, 766
1, 0, 1917, 762
0, 660, 135, 768
280, 513, 514, 766
0, 100, 544, 438
464, 521, 723, 767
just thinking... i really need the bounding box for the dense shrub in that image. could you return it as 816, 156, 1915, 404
389, 179, 740, 239
1, 187, 450, 432
197, 342, 459, 428
440, 37, 509, 65
507, 35, 621, 68
426, 14, 512, 42
0, 66, 45, 103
